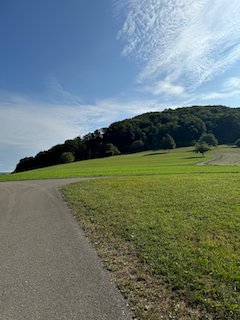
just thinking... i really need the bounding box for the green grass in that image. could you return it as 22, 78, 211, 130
2, 144, 240, 318
1, 145, 240, 181
61, 174, 240, 319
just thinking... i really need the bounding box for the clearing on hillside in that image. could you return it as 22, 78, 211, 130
209, 151, 240, 166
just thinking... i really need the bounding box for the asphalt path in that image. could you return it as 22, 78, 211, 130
0, 178, 133, 320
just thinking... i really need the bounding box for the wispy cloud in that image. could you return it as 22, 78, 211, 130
178, 77, 240, 106
223, 77, 240, 90
116, 0, 240, 91
199, 77, 240, 101
143, 80, 185, 96
0, 87, 170, 151
0, 100, 79, 149
46, 75, 83, 105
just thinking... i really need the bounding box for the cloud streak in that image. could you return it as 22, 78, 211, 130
0, 88, 168, 151
143, 80, 185, 96
116, 0, 240, 91
199, 77, 240, 102
46, 75, 83, 106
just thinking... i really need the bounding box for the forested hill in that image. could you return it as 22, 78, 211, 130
14, 105, 240, 172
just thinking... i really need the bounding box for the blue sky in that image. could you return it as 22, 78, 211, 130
1, 0, 240, 172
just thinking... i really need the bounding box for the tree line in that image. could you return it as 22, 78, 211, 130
14, 105, 240, 172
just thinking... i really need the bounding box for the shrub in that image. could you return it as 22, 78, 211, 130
59, 152, 75, 164
105, 143, 121, 156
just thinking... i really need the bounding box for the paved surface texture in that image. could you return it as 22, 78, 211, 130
0, 178, 133, 320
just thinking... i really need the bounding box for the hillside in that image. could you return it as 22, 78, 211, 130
14, 105, 240, 172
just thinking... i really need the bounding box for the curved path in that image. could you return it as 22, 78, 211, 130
0, 178, 133, 320
196, 153, 221, 166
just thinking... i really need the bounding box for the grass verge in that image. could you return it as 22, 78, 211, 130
60, 174, 240, 319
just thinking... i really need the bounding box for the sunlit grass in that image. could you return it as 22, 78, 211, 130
61, 174, 240, 318
1, 145, 240, 181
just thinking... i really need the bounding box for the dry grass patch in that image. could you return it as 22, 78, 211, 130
70, 215, 203, 320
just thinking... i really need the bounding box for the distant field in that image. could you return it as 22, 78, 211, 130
1, 145, 240, 181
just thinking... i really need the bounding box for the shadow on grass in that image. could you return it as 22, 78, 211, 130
143, 152, 167, 156
184, 156, 203, 160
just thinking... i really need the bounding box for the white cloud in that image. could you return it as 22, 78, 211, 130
197, 90, 240, 104
0, 88, 169, 151
0, 103, 79, 149
223, 77, 240, 90
204, 77, 240, 100
144, 79, 185, 96
180, 77, 240, 105
116, 0, 240, 90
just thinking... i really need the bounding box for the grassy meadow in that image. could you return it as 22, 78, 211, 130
1, 145, 240, 181
61, 174, 240, 319
1, 145, 240, 319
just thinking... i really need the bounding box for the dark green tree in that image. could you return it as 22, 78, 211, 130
13, 157, 35, 173
150, 136, 159, 150
198, 133, 218, 146
235, 138, 240, 147
160, 134, 176, 152
130, 140, 144, 152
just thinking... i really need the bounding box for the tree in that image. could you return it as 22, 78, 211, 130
14, 157, 35, 173
59, 152, 75, 164
198, 133, 218, 146
130, 140, 144, 152
160, 134, 176, 152
150, 136, 159, 150
194, 142, 211, 157
235, 138, 240, 147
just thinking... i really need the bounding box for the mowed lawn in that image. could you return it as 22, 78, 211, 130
61, 174, 240, 319
2, 145, 240, 319
1, 145, 240, 181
